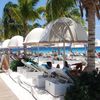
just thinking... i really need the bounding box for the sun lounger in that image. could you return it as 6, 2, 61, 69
21, 59, 41, 72
21, 59, 74, 83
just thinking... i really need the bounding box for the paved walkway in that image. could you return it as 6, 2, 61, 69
0, 77, 18, 100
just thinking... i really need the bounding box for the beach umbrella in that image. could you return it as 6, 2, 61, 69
8, 35, 23, 48
1, 39, 10, 49
41, 17, 88, 43
24, 28, 45, 45
0, 42, 2, 49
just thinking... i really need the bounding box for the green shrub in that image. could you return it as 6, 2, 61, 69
10, 59, 24, 71
65, 70, 100, 100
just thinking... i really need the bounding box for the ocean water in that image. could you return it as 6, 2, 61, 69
9, 46, 100, 54
26, 46, 100, 54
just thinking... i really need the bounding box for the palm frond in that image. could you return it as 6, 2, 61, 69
46, 0, 75, 22
37, 6, 46, 14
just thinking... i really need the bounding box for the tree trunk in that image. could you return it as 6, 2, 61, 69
23, 21, 28, 56
86, 7, 96, 72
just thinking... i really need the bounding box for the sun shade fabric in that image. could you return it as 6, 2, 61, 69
24, 28, 45, 45
1, 39, 10, 48
8, 35, 23, 48
24, 17, 87, 46
41, 17, 88, 43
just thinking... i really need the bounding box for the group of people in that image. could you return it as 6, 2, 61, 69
0, 50, 83, 77
47, 60, 83, 77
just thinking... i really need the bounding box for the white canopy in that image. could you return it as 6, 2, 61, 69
41, 17, 88, 43
24, 28, 45, 45
0, 42, 2, 49
1, 39, 10, 48
8, 35, 23, 48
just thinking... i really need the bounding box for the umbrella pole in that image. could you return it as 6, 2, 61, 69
69, 43, 72, 52
84, 44, 87, 56
63, 41, 66, 67
37, 44, 40, 64
58, 44, 60, 55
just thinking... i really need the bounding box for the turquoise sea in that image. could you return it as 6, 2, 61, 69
10, 46, 100, 54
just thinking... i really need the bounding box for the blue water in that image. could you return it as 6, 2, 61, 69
9, 46, 100, 54
26, 46, 100, 54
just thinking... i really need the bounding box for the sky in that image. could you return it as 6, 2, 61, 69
0, 0, 100, 39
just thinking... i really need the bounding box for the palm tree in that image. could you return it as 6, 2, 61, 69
3, 0, 46, 38
46, 0, 83, 24
0, 18, 4, 41
77, 0, 100, 71
9, 0, 45, 36
3, 2, 19, 39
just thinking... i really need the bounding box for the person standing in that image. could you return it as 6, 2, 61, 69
1, 52, 9, 72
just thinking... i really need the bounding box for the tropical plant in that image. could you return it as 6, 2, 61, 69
46, 0, 83, 24
3, 2, 20, 39
65, 70, 100, 100
0, 18, 4, 40
3, 0, 46, 39
10, 59, 24, 71
9, 0, 45, 37
76, 0, 100, 71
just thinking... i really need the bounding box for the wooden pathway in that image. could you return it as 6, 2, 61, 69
0, 77, 18, 100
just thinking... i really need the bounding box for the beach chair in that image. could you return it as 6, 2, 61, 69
21, 59, 74, 83
70, 62, 83, 76
21, 59, 41, 72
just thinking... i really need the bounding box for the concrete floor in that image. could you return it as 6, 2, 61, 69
0, 77, 18, 100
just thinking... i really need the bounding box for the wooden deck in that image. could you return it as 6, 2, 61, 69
0, 77, 18, 100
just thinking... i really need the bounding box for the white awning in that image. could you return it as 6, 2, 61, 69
41, 17, 88, 43
8, 35, 23, 48
24, 28, 45, 45
1, 39, 10, 48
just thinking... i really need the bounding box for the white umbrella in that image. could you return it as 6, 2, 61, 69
24, 28, 45, 45
0, 42, 2, 49
1, 39, 10, 49
41, 17, 88, 43
8, 35, 23, 48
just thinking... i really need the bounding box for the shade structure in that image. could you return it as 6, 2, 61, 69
41, 17, 88, 43
1, 39, 10, 49
0, 42, 2, 49
24, 28, 45, 45
8, 35, 23, 48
